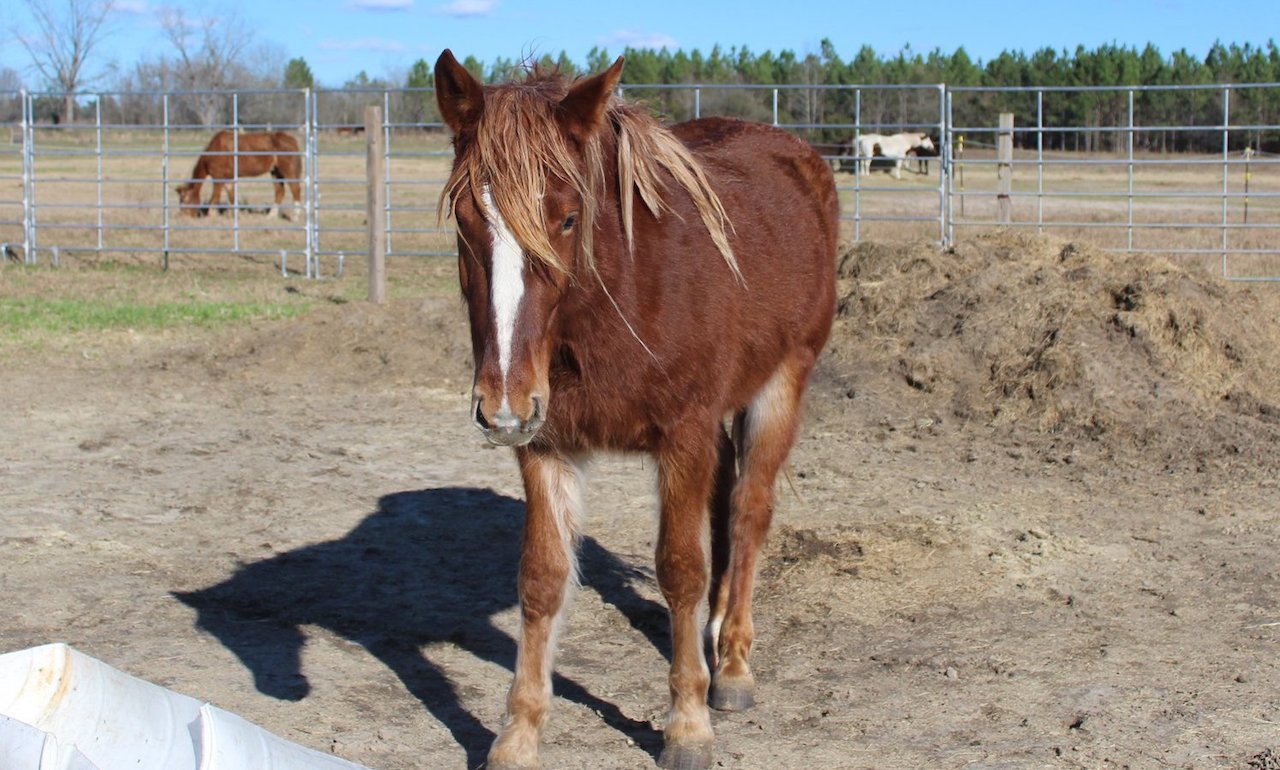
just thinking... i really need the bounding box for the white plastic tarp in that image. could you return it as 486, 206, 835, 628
0, 643, 372, 770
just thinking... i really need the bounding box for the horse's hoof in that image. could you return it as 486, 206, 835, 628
657, 740, 713, 770
486, 747, 542, 770
708, 679, 755, 712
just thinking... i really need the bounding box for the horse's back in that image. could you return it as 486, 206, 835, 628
673, 117, 838, 340
676, 117, 836, 199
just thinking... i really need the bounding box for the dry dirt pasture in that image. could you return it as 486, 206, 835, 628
3, 232, 1280, 770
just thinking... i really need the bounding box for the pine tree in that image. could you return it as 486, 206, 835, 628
283, 57, 315, 89
405, 58, 432, 122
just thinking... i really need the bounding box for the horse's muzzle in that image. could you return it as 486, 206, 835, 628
473, 395, 545, 447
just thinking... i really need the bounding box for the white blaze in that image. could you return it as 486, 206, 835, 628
481, 186, 525, 402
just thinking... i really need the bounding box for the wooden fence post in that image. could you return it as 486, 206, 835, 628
997, 112, 1013, 224
365, 105, 386, 304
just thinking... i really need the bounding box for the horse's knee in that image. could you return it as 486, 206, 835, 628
656, 552, 707, 612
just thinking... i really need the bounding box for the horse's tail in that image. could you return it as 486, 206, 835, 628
272, 132, 302, 181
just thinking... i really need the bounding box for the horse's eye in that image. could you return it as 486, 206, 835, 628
561, 213, 578, 233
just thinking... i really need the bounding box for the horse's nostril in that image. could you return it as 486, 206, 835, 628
473, 399, 491, 430
526, 396, 547, 433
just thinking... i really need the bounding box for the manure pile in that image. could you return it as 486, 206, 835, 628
822, 231, 1280, 469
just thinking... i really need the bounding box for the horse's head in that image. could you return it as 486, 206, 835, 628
435, 49, 624, 447
173, 182, 207, 217
916, 134, 937, 153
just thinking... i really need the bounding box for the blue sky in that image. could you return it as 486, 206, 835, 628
2, 0, 1276, 89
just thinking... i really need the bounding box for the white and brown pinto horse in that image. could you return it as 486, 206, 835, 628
856, 131, 936, 178
434, 49, 837, 770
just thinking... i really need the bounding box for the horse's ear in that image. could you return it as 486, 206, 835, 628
435, 49, 485, 134
558, 56, 624, 140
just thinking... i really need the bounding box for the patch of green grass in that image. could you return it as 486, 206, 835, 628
0, 296, 308, 335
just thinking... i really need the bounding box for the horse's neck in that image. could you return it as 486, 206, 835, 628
191, 155, 210, 181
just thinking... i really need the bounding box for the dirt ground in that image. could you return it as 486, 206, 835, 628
3, 232, 1280, 770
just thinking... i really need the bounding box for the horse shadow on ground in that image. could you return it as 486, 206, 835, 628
172, 487, 671, 768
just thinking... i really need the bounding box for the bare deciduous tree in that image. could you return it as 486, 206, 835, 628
158, 5, 255, 126
13, 0, 116, 123
0, 68, 23, 92
0, 68, 23, 125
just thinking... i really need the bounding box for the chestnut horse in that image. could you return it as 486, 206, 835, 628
174, 130, 302, 219
434, 49, 837, 770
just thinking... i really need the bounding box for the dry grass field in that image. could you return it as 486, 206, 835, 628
0, 128, 457, 269
4, 127, 1277, 278
948, 147, 1280, 276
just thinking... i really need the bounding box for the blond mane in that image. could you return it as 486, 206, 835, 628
442, 70, 739, 280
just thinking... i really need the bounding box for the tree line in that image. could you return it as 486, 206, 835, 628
5, 14, 1278, 153
271, 38, 1280, 154
506, 39, 1280, 153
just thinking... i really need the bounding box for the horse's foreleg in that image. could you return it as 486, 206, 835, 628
710, 356, 812, 713
488, 448, 587, 770
263, 184, 279, 220
210, 181, 226, 214
656, 436, 717, 770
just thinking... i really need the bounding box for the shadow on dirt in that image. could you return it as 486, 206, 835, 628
173, 487, 668, 767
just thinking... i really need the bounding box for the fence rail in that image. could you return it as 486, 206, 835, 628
1, 82, 1277, 280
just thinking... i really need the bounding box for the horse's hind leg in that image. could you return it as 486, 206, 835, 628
269, 167, 285, 219
706, 423, 737, 665
286, 158, 303, 221
708, 353, 815, 712
488, 448, 587, 770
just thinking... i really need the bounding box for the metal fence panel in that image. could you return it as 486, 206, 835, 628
2, 82, 1277, 280
0, 91, 26, 263
618, 83, 948, 244
948, 83, 1280, 280
5, 89, 313, 271
310, 88, 453, 263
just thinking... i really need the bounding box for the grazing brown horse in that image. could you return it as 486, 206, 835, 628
174, 130, 302, 219
434, 49, 837, 770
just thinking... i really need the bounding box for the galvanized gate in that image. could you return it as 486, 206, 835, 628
2, 82, 1277, 280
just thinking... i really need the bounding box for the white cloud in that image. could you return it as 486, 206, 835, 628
319, 37, 408, 53
111, 0, 149, 14
347, 0, 414, 11
600, 29, 678, 50
436, 0, 496, 18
